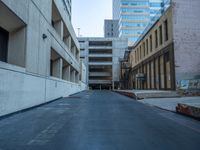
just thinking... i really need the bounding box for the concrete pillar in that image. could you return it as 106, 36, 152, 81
76, 50, 79, 61
112, 81, 115, 90
63, 65, 70, 81
70, 69, 75, 82
72, 46, 76, 57
54, 20, 63, 39
74, 47, 76, 56
64, 36, 71, 50
53, 58, 63, 79
75, 72, 79, 83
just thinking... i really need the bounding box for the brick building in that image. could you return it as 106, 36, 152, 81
121, 0, 200, 90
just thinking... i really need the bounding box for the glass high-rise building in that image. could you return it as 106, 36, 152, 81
113, 0, 170, 45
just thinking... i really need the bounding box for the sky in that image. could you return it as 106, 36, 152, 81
72, 0, 112, 37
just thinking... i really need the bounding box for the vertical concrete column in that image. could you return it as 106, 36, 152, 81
73, 70, 76, 83
70, 69, 75, 82
63, 65, 71, 81
66, 65, 71, 81
64, 36, 71, 50
112, 81, 115, 90
76, 50, 80, 61
54, 20, 63, 39
71, 46, 76, 57
53, 58, 63, 79
75, 72, 79, 83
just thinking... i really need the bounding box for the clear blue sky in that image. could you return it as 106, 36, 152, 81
72, 0, 112, 37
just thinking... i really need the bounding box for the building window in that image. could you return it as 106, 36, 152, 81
165, 52, 170, 62
89, 41, 112, 46
150, 35, 152, 52
155, 30, 158, 48
159, 25, 163, 45
143, 42, 145, 57
80, 49, 85, 51
0, 4, 26, 68
164, 19, 168, 41
135, 51, 136, 63
140, 46, 142, 60
146, 39, 149, 55
0, 27, 8, 62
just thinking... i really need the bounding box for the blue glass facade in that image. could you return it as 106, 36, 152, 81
113, 0, 171, 45
119, 0, 149, 45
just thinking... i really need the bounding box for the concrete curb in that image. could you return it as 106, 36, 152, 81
176, 103, 200, 120
113, 90, 180, 100
113, 91, 138, 99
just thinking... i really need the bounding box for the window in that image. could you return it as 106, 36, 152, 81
80, 49, 85, 51
146, 39, 149, 55
165, 52, 170, 62
89, 41, 112, 46
0, 4, 26, 67
164, 20, 168, 41
140, 46, 142, 59
0, 27, 8, 62
159, 25, 163, 45
52, 1, 63, 38
155, 30, 158, 48
135, 51, 136, 63
143, 42, 145, 57
150, 35, 152, 52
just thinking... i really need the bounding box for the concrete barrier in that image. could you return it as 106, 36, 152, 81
176, 103, 200, 119
114, 91, 138, 99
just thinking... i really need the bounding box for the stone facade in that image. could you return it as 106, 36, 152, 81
122, 0, 200, 90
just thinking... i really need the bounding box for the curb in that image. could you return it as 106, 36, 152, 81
113, 91, 138, 99
176, 103, 200, 120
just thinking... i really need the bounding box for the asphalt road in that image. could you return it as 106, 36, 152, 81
0, 91, 200, 150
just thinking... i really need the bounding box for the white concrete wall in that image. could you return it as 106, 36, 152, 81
0, 63, 86, 117
172, 0, 200, 81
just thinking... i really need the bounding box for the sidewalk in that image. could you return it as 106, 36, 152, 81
114, 90, 200, 119
114, 90, 179, 99
140, 97, 200, 112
